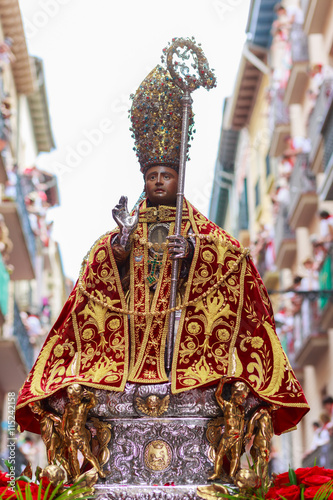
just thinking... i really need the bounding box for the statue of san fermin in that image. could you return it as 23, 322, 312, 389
15, 38, 309, 500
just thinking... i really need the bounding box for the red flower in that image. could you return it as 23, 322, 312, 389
304, 485, 323, 499
16, 481, 41, 500
266, 484, 300, 499
295, 466, 333, 482
0, 486, 16, 500
267, 467, 333, 499
0, 472, 10, 487
273, 471, 291, 487
265, 485, 281, 498
306, 483, 333, 500
275, 485, 300, 500
303, 474, 332, 487
39, 476, 55, 495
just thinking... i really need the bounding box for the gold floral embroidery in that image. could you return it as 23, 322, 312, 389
216, 329, 230, 342
202, 250, 214, 262
109, 318, 121, 330
96, 249, 106, 262
187, 321, 201, 334
54, 345, 64, 357
251, 337, 264, 349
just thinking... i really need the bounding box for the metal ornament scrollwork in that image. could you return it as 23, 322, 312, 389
162, 37, 217, 92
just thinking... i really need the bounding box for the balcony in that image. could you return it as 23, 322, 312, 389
13, 302, 34, 369
0, 175, 36, 280
256, 249, 279, 291
0, 253, 9, 325
0, 302, 33, 393
318, 95, 333, 200
284, 26, 309, 106
303, 0, 330, 35
303, 436, 333, 468
318, 248, 333, 329
0, 152, 8, 184
292, 292, 329, 366
274, 206, 296, 268
308, 79, 333, 167
288, 154, 317, 229
269, 89, 290, 157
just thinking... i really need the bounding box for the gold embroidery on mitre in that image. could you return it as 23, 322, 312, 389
130, 65, 194, 171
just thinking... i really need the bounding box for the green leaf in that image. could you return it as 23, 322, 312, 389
3, 460, 11, 472
39, 480, 50, 500
45, 481, 64, 500
14, 483, 24, 500
314, 479, 333, 500
15, 476, 31, 483
288, 467, 297, 486
25, 484, 33, 500
300, 485, 305, 500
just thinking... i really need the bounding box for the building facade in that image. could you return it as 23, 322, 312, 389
210, 0, 333, 469
0, 0, 67, 474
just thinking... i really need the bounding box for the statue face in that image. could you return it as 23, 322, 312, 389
144, 166, 178, 207
67, 383, 82, 400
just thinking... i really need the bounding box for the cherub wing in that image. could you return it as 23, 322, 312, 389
136, 396, 149, 415
157, 395, 170, 416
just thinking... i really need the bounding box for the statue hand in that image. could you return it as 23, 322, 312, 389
112, 196, 138, 249
167, 235, 189, 260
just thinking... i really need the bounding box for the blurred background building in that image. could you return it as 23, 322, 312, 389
0, 0, 70, 474
210, 0, 333, 471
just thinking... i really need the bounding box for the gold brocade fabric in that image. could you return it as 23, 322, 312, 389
16, 199, 309, 435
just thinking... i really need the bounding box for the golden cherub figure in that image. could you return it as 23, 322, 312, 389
29, 400, 71, 478
62, 384, 106, 480
208, 378, 250, 481
245, 406, 275, 486
136, 394, 170, 417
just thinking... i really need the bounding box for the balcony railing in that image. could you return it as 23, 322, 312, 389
269, 89, 290, 129
303, 435, 333, 469
292, 294, 322, 354
271, 289, 333, 364
323, 96, 333, 172
308, 79, 333, 159
288, 153, 316, 217
15, 175, 36, 265
290, 25, 309, 63
0, 253, 9, 316
274, 206, 295, 257
13, 302, 33, 370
